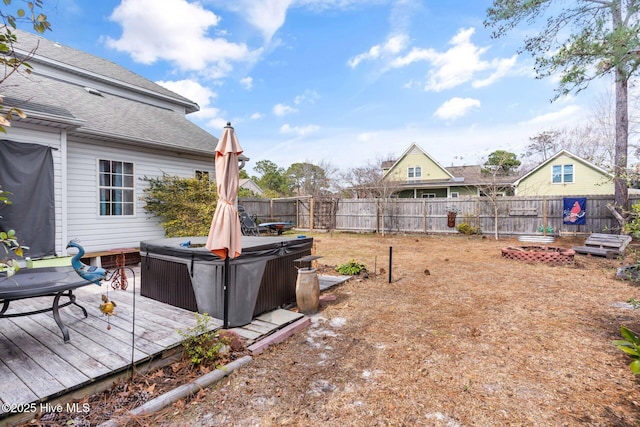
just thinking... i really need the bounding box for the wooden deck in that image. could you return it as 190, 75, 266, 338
0, 268, 306, 423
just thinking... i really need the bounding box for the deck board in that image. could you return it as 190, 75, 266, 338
8, 316, 111, 378
0, 331, 65, 400
0, 358, 39, 405
0, 320, 90, 388
0, 267, 306, 421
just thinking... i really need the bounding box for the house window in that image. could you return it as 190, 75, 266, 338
552, 164, 574, 183
408, 166, 422, 178
99, 160, 134, 216
451, 192, 459, 198
421, 193, 436, 198
195, 170, 210, 180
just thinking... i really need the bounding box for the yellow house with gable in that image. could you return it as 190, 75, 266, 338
381, 143, 514, 198
513, 149, 614, 196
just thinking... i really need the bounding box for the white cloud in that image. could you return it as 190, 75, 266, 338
353, 27, 519, 92
156, 79, 226, 127
105, 0, 259, 76
273, 103, 298, 116
520, 105, 583, 126
240, 77, 254, 90
210, 0, 294, 41
473, 55, 518, 88
420, 28, 491, 91
156, 79, 216, 107
294, 89, 320, 105
433, 97, 481, 121
250, 112, 264, 120
280, 123, 320, 136
358, 132, 378, 142
348, 34, 410, 68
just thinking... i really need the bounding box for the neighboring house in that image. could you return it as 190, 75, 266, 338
239, 178, 264, 196
381, 144, 615, 199
381, 143, 515, 198
513, 149, 614, 196
0, 30, 236, 258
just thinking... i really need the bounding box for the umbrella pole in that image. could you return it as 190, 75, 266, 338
224, 248, 229, 329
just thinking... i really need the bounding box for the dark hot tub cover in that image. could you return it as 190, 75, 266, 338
140, 236, 312, 326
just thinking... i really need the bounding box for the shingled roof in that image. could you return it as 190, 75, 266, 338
1, 30, 218, 155
446, 165, 518, 186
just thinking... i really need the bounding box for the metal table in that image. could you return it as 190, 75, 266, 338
0, 266, 94, 342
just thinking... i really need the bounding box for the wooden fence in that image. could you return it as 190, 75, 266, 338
239, 195, 640, 236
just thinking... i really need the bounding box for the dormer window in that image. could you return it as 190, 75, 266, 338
408, 166, 422, 178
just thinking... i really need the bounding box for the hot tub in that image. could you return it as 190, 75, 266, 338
140, 235, 313, 327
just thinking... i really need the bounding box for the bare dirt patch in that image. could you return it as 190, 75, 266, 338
18, 233, 640, 426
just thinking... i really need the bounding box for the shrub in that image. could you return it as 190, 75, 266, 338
141, 174, 218, 237
613, 326, 640, 374
0, 186, 26, 276
624, 202, 640, 237
336, 259, 367, 275
456, 222, 482, 235
178, 313, 243, 366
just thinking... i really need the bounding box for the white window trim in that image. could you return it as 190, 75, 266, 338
551, 163, 575, 184
97, 158, 136, 217
407, 166, 422, 179
450, 192, 459, 198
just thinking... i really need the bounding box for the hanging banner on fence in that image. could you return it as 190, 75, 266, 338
563, 197, 586, 225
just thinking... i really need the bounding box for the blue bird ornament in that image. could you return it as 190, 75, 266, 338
66, 240, 107, 285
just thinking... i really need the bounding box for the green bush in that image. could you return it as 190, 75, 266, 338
613, 326, 640, 374
456, 222, 482, 235
0, 186, 26, 276
624, 202, 640, 237
336, 259, 367, 275
178, 313, 243, 366
141, 174, 218, 237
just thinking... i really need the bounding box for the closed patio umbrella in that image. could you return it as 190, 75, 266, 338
205, 122, 243, 327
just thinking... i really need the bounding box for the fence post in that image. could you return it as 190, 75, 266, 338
423, 199, 427, 233
543, 198, 548, 236
310, 197, 314, 231
388, 246, 392, 283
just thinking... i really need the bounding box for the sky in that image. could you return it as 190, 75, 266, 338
22, 0, 615, 175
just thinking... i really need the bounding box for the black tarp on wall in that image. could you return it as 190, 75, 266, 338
0, 139, 55, 258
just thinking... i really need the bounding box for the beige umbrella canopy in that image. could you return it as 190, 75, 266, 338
206, 122, 243, 260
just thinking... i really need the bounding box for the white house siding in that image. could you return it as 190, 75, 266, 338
66, 137, 215, 253
3, 124, 65, 255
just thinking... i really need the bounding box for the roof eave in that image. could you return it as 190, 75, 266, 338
17, 48, 200, 114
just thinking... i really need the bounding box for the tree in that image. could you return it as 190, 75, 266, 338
286, 161, 333, 196
485, 0, 640, 225
252, 160, 290, 198
525, 131, 560, 163
340, 157, 404, 235
523, 88, 625, 172
0, 0, 51, 132
483, 150, 521, 175
478, 152, 519, 240
0, 1, 50, 273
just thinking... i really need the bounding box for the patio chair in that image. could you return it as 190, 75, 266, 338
238, 205, 260, 236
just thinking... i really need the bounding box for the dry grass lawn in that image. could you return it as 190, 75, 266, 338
151, 232, 640, 426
